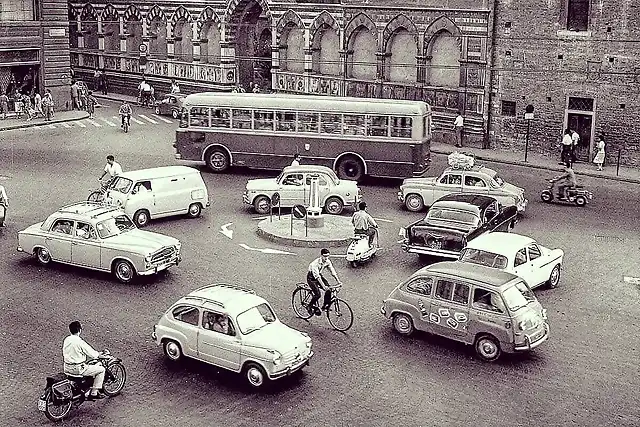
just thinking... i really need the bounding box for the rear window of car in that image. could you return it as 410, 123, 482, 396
459, 248, 508, 269
172, 305, 200, 325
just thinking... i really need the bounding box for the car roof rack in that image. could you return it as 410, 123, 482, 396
193, 283, 255, 295
57, 202, 122, 218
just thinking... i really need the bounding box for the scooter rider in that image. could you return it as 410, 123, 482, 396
307, 249, 341, 316
551, 162, 577, 200
62, 321, 106, 400
352, 201, 378, 247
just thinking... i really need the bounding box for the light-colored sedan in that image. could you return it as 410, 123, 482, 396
458, 232, 564, 289
17, 202, 181, 283
152, 283, 313, 389
243, 165, 361, 215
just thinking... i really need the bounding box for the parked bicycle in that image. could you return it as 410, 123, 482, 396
88, 177, 113, 203
291, 283, 354, 332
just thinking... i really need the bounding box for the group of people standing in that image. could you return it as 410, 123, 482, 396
0, 89, 55, 121
70, 81, 98, 119
561, 128, 606, 171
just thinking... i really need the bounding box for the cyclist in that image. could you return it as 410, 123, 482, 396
118, 100, 132, 129
99, 155, 122, 182
306, 248, 341, 316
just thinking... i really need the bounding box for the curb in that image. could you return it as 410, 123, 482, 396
0, 112, 90, 131
95, 94, 133, 103
257, 226, 352, 248
432, 148, 640, 185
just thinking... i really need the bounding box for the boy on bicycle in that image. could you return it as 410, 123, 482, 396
118, 100, 132, 128
306, 249, 341, 316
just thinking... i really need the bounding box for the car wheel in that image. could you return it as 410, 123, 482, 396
205, 148, 229, 173
171, 109, 179, 119
547, 264, 561, 289
336, 155, 364, 182
324, 196, 344, 215
474, 334, 501, 362
405, 194, 424, 212
244, 363, 269, 389
540, 190, 553, 203
113, 259, 135, 284
253, 195, 270, 215
575, 196, 587, 207
187, 203, 202, 218
392, 313, 415, 336
154, 106, 160, 115
163, 340, 183, 362
36, 247, 51, 265
133, 209, 150, 228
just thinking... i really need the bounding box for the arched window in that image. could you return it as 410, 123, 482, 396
428, 31, 460, 87
385, 28, 417, 83
347, 26, 376, 80
311, 25, 339, 75
280, 24, 304, 73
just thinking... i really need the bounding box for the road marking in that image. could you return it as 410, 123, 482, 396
100, 118, 117, 127
76, 121, 86, 128
153, 114, 173, 124
87, 119, 102, 127
220, 223, 233, 239
47, 124, 56, 129
396, 239, 404, 244
623, 276, 640, 285
373, 218, 394, 223
130, 117, 145, 125
139, 114, 158, 124
252, 216, 268, 220
239, 243, 296, 255
61, 123, 71, 128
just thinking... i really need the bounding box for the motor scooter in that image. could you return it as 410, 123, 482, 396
540, 179, 593, 207
346, 228, 379, 267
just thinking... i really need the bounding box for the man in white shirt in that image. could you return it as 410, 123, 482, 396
62, 321, 106, 400
290, 154, 301, 166
99, 155, 122, 181
560, 129, 573, 165
306, 249, 341, 315
453, 111, 464, 148
352, 201, 378, 247
570, 129, 580, 163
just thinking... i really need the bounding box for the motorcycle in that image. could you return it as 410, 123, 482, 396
540, 179, 593, 207
346, 228, 379, 267
37, 350, 126, 422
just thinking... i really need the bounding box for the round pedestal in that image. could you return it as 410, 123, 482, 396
307, 215, 325, 228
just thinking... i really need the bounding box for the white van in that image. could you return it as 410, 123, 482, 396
106, 166, 210, 227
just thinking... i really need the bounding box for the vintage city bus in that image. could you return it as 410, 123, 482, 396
174, 92, 432, 180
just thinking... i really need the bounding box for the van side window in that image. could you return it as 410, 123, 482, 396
435, 280, 454, 300
514, 249, 527, 267
472, 289, 505, 314
134, 181, 152, 193
406, 277, 434, 295
452, 283, 470, 304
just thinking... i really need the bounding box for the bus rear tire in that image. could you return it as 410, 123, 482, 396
205, 148, 229, 173
336, 155, 364, 182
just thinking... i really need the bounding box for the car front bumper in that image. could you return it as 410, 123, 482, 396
402, 242, 460, 259
270, 351, 313, 379
517, 198, 528, 212
139, 256, 182, 276
514, 322, 549, 352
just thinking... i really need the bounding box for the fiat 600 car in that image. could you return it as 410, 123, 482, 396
397, 153, 527, 213
243, 165, 361, 215
153, 284, 313, 389
17, 202, 181, 283
458, 232, 564, 289
401, 194, 518, 259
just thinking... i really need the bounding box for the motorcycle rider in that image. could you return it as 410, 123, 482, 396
551, 162, 577, 200
307, 249, 341, 316
118, 100, 132, 129
62, 321, 106, 400
351, 201, 378, 247
0, 183, 7, 227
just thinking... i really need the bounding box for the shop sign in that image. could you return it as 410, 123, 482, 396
0, 49, 40, 65
48, 28, 66, 37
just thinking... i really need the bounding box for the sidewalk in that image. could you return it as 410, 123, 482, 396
0, 110, 89, 132
94, 93, 138, 104
431, 141, 640, 184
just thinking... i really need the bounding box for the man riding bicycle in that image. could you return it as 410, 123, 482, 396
99, 155, 122, 182
118, 100, 132, 128
306, 248, 341, 316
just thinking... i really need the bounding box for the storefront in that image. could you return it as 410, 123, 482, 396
0, 48, 41, 111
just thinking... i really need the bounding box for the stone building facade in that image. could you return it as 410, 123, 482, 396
67, 0, 495, 145
490, 0, 640, 166
0, 0, 71, 110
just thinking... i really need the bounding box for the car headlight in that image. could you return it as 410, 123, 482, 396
306, 341, 312, 349
271, 351, 282, 366
518, 320, 527, 331
144, 255, 151, 263
174, 243, 181, 253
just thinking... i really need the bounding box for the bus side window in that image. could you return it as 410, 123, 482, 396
367, 115, 389, 137
299, 112, 318, 133
344, 114, 366, 136
190, 107, 209, 127
391, 116, 412, 138
232, 109, 252, 129
276, 111, 297, 132
255, 110, 274, 131
320, 113, 342, 135
212, 109, 230, 128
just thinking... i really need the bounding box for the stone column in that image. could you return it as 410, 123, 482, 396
192, 22, 200, 62
307, 174, 324, 227
220, 24, 236, 86
271, 22, 279, 91
119, 15, 126, 54
167, 22, 175, 60
303, 28, 312, 93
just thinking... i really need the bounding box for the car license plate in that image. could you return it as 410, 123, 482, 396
37, 399, 46, 412
428, 241, 442, 249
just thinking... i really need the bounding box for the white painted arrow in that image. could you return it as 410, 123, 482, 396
252, 216, 268, 220
623, 276, 640, 285
219, 222, 233, 239
239, 243, 296, 255
373, 218, 394, 223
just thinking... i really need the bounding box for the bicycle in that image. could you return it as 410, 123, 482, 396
88, 177, 113, 202
119, 114, 130, 133
291, 283, 354, 332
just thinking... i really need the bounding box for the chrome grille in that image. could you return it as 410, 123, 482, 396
282, 346, 306, 366
151, 247, 177, 265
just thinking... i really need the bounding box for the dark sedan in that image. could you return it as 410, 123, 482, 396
154, 93, 186, 119
401, 193, 518, 259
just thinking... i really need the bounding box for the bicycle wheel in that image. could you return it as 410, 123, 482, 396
291, 286, 313, 320
88, 191, 104, 202
326, 298, 354, 332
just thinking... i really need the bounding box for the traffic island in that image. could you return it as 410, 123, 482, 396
257, 214, 354, 248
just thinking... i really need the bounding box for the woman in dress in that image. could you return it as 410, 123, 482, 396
593, 135, 605, 171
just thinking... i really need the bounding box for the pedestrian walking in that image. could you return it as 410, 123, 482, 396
34, 92, 43, 118
560, 129, 573, 165
21, 94, 33, 121
453, 111, 464, 148
592, 135, 606, 171
42, 90, 53, 121
71, 81, 79, 110
0, 92, 8, 120
570, 129, 580, 163
93, 68, 101, 92
86, 91, 97, 119
78, 86, 87, 111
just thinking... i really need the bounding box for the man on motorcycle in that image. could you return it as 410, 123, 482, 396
551, 163, 577, 200
0, 183, 7, 227
351, 201, 378, 247
62, 321, 106, 400
118, 100, 132, 128
307, 249, 341, 316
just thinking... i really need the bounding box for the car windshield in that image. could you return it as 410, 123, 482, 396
501, 281, 536, 312
96, 214, 136, 238
109, 177, 133, 194
459, 248, 508, 269
426, 208, 480, 226
490, 173, 505, 187
236, 303, 277, 334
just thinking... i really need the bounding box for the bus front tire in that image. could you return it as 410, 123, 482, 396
205, 148, 230, 173
336, 155, 364, 182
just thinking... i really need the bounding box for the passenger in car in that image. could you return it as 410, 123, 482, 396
212, 315, 230, 335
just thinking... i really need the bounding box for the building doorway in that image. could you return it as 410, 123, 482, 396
565, 97, 595, 162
